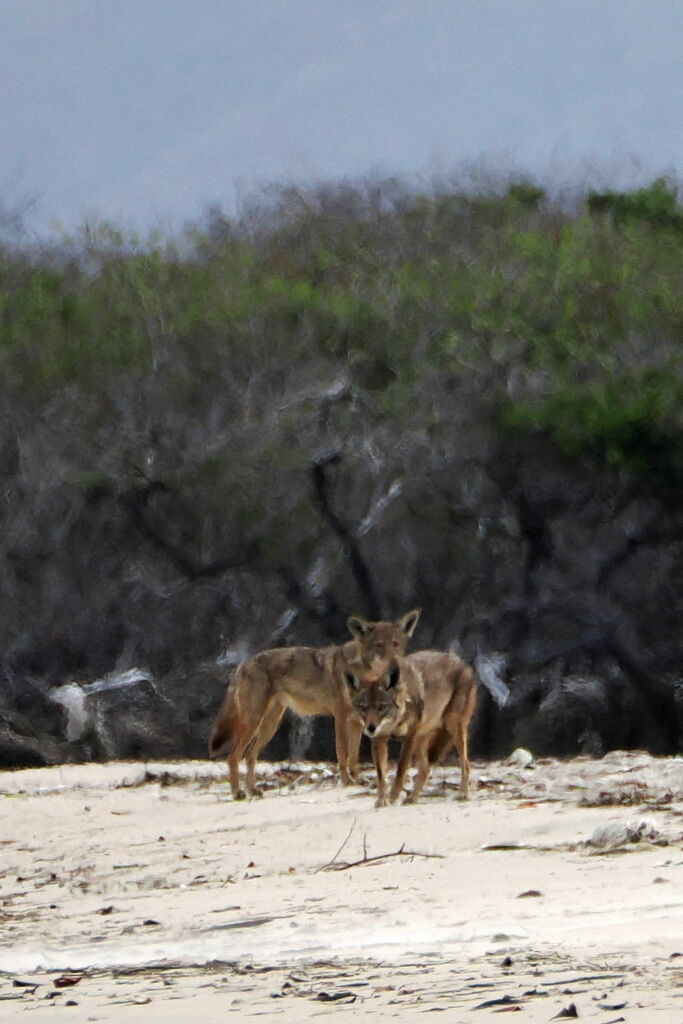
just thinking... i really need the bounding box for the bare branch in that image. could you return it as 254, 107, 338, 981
310, 453, 382, 618
320, 840, 445, 871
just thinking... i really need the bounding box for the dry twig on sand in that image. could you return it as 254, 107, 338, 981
320, 837, 445, 872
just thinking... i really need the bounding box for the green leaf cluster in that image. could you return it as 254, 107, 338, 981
1, 176, 683, 495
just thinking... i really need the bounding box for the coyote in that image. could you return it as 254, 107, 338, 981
208, 610, 420, 799
347, 650, 477, 806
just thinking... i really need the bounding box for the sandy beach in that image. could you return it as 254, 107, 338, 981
1, 750, 682, 1022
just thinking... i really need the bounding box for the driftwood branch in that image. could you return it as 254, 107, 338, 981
320, 839, 445, 872
316, 819, 357, 873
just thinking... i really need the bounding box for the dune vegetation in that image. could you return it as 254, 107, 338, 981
1, 175, 682, 763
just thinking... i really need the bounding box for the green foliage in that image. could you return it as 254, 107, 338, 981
506, 181, 547, 208
587, 177, 683, 231
1, 177, 683, 495
502, 371, 683, 489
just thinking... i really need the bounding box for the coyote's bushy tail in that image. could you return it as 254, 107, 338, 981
208, 668, 241, 758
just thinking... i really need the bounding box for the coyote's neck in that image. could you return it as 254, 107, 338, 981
339, 639, 386, 682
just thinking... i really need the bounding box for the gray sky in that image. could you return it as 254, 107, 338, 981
2, 0, 683, 234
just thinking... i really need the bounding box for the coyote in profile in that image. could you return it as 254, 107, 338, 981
347, 650, 477, 807
208, 610, 420, 799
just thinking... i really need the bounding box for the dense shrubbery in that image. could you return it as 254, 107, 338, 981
1, 175, 682, 763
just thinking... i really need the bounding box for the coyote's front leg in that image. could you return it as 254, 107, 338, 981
345, 717, 364, 784
371, 736, 390, 807
334, 703, 354, 785
403, 734, 431, 805
390, 729, 419, 805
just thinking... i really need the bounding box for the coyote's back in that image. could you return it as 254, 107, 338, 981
208, 645, 330, 798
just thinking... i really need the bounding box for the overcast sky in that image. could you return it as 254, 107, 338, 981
2, 0, 683, 234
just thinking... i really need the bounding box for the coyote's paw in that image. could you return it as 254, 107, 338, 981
233, 789, 247, 801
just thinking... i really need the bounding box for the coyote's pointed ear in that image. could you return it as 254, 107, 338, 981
385, 663, 401, 689
345, 671, 361, 692
397, 608, 421, 637
347, 614, 371, 639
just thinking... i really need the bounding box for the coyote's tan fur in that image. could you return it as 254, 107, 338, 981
347, 650, 477, 807
208, 610, 420, 798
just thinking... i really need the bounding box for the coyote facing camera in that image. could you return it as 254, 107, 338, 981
208, 610, 420, 799
347, 650, 477, 807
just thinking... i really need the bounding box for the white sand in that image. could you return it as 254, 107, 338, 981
1, 751, 682, 1021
